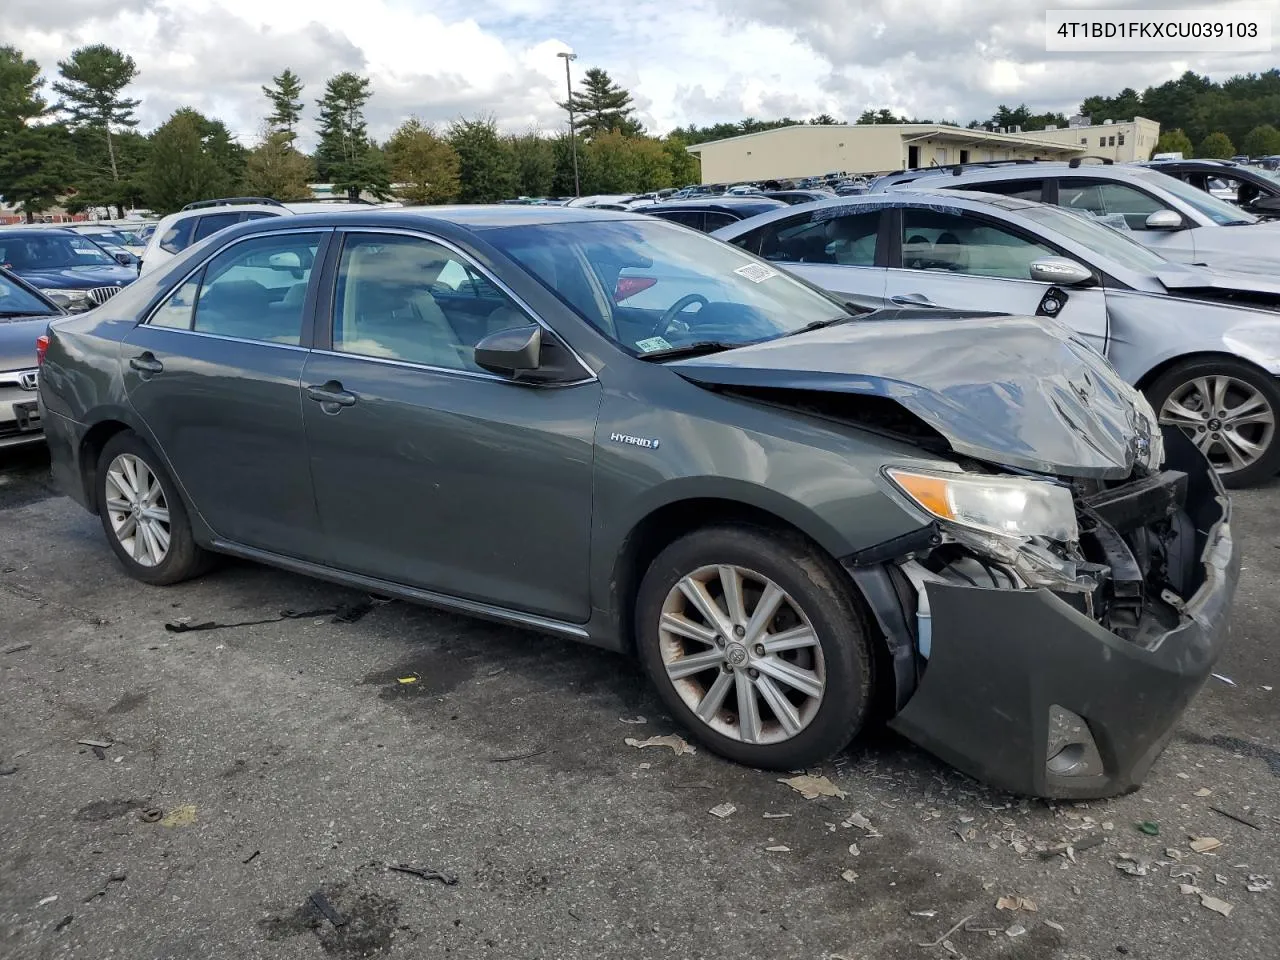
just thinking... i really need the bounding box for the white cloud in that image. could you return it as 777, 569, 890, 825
7, 0, 1280, 148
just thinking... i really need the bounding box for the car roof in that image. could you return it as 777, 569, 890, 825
643, 197, 789, 213
0, 227, 79, 238
911, 161, 1150, 186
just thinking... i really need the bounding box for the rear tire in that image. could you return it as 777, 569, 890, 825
1145, 357, 1280, 489
635, 524, 872, 770
96, 431, 210, 585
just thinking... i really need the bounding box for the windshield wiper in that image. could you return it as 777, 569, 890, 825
636, 340, 739, 361
0, 309, 50, 318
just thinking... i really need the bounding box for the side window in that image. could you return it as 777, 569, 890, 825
654, 211, 705, 231
1058, 178, 1168, 229
150, 276, 201, 329
192, 212, 245, 243
158, 218, 195, 255
757, 211, 879, 265
958, 179, 1044, 201
900, 208, 1057, 280
702, 212, 739, 232
191, 233, 321, 345
332, 234, 534, 373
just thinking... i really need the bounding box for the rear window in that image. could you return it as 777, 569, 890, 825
158, 218, 196, 255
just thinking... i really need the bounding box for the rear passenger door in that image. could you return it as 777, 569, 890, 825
120, 229, 331, 560
727, 209, 887, 309
884, 206, 1109, 352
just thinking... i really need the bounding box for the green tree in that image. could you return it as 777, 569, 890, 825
52, 45, 140, 184
662, 135, 699, 187
262, 68, 304, 142
1241, 124, 1280, 158
0, 45, 48, 134
386, 117, 460, 204
65, 127, 149, 216
244, 125, 313, 200
0, 46, 74, 221
141, 108, 238, 213
314, 71, 390, 201
560, 67, 643, 138
809, 114, 838, 125
1153, 128, 1194, 157
447, 115, 518, 202
582, 129, 641, 193
1196, 131, 1235, 159
507, 131, 554, 197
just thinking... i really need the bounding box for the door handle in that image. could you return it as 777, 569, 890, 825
890, 294, 936, 307
129, 353, 164, 374
305, 382, 357, 407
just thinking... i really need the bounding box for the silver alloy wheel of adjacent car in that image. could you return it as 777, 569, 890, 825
1158, 375, 1277, 474
104, 453, 172, 567
658, 564, 826, 745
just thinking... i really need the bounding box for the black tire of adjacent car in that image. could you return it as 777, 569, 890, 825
634, 524, 873, 770
95, 431, 211, 586
1145, 357, 1280, 489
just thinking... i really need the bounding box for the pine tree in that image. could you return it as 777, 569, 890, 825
0, 46, 74, 220
263, 68, 304, 142
559, 67, 643, 139
52, 45, 140, 183
447, 116, 518, 203
386, 117, 460, 204
314, 72, 390, 201
141, 109, 236, 213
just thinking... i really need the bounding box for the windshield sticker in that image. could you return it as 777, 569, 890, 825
734, 263, 779, 283
635, 336, 672, 353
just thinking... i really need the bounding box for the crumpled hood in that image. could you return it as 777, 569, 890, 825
671, 311, 1159, 479
1156, 262, 1280, 297
13, 265, 136, 290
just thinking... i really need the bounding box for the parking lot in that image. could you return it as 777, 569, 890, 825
0, 444, 1276, 960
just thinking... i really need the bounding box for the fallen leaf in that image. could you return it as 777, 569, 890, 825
840, 869, 858, 883
1199, 893, 1234, 917
396, 674, 419, 685
159, 804, 196, 828
848, 843, 860, 857
778, 775, 846, 800
997, 896, 1038, 912
625, 735, 695, 756
708, 803, 736, 819
1190, 837, 1223, 854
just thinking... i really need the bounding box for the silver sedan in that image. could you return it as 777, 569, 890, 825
713, 190, 1280, 486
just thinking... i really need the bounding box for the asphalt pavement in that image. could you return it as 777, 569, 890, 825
1, 444, 1277, 960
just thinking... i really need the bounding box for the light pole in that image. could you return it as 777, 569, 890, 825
556, 51, 580, 197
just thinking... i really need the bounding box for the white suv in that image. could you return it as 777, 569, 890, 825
138, 197, 377, 275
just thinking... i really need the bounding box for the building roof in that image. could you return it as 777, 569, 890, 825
684, 123, 1086, 156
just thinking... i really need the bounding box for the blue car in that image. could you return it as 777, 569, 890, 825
0, 228, 137, 313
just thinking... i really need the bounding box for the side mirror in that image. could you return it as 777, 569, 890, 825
268, 251, 302, 269
114, 252, 133, 266
1144, 209, 1184, 230
1029, 257, 1093, 286
475, 323, 542, 376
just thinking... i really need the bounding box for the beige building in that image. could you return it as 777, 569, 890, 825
686, 117, 1161, 184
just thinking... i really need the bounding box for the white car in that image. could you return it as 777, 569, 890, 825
138, 197, 374, 275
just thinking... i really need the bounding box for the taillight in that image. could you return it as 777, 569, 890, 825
614, 276, 657, 302
36, 335, 49, 366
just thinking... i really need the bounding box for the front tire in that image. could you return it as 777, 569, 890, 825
1146, 358, 1280, 489
635, 525, 872, 770
96, 431, 210, 585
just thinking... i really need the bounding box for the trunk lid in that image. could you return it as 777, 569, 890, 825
671, 310, 1157, 479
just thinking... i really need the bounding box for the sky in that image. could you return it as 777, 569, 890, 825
8, 0, 1279, 148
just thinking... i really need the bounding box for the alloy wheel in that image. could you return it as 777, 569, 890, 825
1158, 374, 1276, 474
104, 453, 171, 567
658, 564, 826, 745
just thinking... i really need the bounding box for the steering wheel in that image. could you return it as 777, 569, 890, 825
654, 294, 709, 338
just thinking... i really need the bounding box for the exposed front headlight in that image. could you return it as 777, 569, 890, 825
39, 288, 92, 313
885, 468, 1079, 543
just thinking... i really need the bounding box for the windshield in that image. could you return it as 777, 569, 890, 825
0, 271, 59, 317
92, 228, 143, 247
1135, 169, 1258, 225
0, 234, 116, 269
1244, 166, 1280, 188
1020, 204, 1171, 273
483, 217, 854, 355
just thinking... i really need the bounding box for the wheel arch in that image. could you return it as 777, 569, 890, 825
1134, 350, 1273, 395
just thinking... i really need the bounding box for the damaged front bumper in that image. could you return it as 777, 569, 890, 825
852, 428, 1239, 800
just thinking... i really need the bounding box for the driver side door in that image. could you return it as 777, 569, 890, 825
883, 206, 1109, 353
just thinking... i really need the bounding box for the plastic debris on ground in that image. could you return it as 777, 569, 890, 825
762, 812, 791, 819
996, 896, 1038, 912
1005, 922, 1028, 938
840, 869, 858, 883
396, 674, 419, 685
1190, 837, 1223, 854
842, 812, 882, 837
1115, 854, 1152, 877
708, 802, 736, 819
777, 774, 846, 800
910, 910, 937, 918
1136, 820, 1160, 835
1044, 920, 1065, 933
1211, 673, 1236, 686
847, 843, 860, 857
1247, 875, 1274, 893
618, 716, 647, 725
764, 845, 790, 852
624, 734, 695, 756
1195, 788, 1213, 797
1199, 893, 1234, 917
37, 895, 57, 907
159, 804, 197, 828
1171, 865, 1202, 880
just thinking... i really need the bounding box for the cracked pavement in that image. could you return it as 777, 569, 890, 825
1, 445, 1277, 960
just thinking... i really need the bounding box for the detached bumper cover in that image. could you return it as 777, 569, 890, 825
887, 466, 1238, 800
